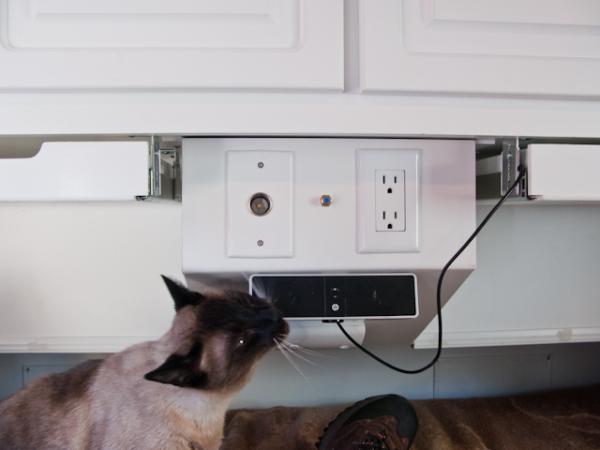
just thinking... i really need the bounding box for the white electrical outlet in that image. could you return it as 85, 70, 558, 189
357, 149, 419, 253
375, 169, 406, 232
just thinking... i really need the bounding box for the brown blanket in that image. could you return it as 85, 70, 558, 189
223, 385, 600, 450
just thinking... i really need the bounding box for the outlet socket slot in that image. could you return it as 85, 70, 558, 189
375, 169, 406, 232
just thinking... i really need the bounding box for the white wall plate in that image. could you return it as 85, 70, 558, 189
356, 148, 419, 253
226, 150, 294, 258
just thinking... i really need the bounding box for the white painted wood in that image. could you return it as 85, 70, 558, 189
527, 144, 600, 201
360, 0, 600, 97
0, 0, 343, 90
415, 327, 600, 349
2, 92, 600, 139
0, 141, 148, 201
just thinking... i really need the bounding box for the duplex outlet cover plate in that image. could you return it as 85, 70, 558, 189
356, 148, 420, 253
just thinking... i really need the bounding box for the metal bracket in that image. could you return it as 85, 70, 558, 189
476, 137, 526, 200
146, 136, 181, 200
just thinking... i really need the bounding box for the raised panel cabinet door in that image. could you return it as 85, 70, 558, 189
0, 0, 343, 90
360, 0, 600, 97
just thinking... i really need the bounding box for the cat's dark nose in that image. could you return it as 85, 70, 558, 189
260, 310, 288, 340
255, 305, 288, 338
269, 307, 288, 338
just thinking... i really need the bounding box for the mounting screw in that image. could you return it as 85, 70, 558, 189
320, 194, 332, 207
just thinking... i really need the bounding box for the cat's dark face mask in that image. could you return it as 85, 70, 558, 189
144, 276, 289, 392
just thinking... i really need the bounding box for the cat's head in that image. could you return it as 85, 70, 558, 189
144, 276, 288, 392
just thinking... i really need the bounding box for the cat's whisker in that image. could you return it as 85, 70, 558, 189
280, 341, 320, 367
274, 340, 314, 388
281, 340, 337, 359
281, 342, 323, 364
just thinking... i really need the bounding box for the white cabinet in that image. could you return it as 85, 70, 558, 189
0, 0, 343, 90
360, 0, 600, 97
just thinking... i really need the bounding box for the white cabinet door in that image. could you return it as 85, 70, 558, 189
360, 0, 600, 97
0, 0, 343, 90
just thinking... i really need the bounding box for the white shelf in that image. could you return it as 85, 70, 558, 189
415, 327, 600, 349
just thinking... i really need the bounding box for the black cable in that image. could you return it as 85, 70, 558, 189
336, 166, 528, 374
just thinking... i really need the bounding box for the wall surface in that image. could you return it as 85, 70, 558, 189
1, 342, 600, 409
417, 204, 600, 348
0, 201, 181, 351
1, 202, 600, 407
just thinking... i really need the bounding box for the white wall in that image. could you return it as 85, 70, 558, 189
417, 204, 600, 348
1, 202, 600, 406
0, 201, 181, 351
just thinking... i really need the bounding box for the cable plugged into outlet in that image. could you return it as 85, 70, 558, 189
375, 169, 406, 232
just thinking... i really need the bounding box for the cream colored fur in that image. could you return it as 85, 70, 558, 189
0, 307, 252, 450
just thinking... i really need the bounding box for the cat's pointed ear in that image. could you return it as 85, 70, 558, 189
144, 344, 208, 388
161, 275, 204, 311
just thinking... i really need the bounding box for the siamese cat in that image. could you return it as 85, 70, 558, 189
0, 276, 288, 450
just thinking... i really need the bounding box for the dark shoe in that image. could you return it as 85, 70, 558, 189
316, 394, 418, 450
